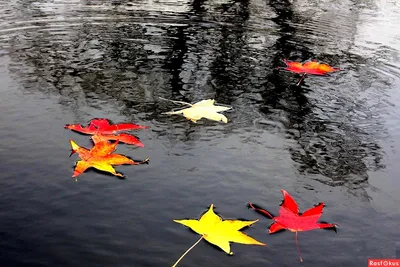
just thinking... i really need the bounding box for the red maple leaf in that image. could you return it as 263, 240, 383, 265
91, 133, 144, 147
278, 59, 340, 85
248, 189, 337, 262
64, 118, 148, 147
64, 118, 149, 135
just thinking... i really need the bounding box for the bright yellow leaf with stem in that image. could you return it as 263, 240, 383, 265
171, 204, 265, 266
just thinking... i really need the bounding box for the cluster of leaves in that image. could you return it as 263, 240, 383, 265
61, 59, 339, 265
172, 190, 337, 266
65, 118, 149, 178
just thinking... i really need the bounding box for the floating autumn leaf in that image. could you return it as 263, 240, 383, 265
65, 118, 149, 135
160, 97, 232, 123
248, 190, 337, 262
91, 133, 144, 147
90, 118, 149, 133
69, 139, 149, 178
171, 204, 265, 267
280, 59, 340, 75
65, 118, 148, 147
278, 59, 340, 85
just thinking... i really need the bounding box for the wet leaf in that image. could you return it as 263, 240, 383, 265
69, 139, 149, 178
91, 133, 144, 147
161, 98, 232, 123
280, 59, 340, 75
171, 204, 265, 267
278, 59, 340, 85
65, 118, 149, 135
248, 189, 337, 262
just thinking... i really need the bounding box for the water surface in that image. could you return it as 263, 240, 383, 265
0, 0, 399, 266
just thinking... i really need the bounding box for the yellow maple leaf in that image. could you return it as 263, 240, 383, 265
171, 204, 265, 266
161, 98, 232, 123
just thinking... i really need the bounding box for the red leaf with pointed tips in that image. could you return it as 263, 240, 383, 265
64, 123, 97, 135
248, 189, 337, 262
64, 118, 149, 135
90, 118, 149, 134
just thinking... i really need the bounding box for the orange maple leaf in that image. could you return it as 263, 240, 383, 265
278, 59, 340, 85
69, 139, 149, 178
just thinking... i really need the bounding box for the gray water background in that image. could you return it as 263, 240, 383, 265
0, 0, 399, 266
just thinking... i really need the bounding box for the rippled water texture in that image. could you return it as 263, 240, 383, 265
0, 0, 399, 266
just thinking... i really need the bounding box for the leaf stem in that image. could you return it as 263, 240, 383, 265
296, 73, 307, 86
171, 236, 204, 267
159, 97, 193, 106
295, 231, 303, 262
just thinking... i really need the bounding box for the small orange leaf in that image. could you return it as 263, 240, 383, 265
281, 59, 340, 76
278, 59, 340, 85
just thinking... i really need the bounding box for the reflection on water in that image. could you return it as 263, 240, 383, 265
0, 0, 400, 266
2, 0, 395, 198
262, 0, 389, 200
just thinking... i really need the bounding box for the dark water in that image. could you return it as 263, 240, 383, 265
0, 0, 399, 266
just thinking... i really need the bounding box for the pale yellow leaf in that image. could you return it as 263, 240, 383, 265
164, 99, 232, 123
